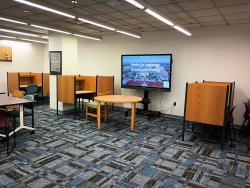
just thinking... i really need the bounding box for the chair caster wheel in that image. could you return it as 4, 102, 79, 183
30, 130, 35, 134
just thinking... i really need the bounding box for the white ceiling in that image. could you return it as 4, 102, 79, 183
0, 0, 250, 38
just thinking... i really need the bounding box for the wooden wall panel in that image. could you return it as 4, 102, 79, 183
58, 75, 75, 104
97, 76, 114, 96
7, 72, 19, 94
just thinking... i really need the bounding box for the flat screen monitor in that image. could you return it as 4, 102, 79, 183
121, 54, 172, 91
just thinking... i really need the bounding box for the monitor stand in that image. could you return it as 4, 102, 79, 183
125, 90, 161, 120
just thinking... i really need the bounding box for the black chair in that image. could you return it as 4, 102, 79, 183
240, 102, 250, 137
0, 110, 16, 155
227, 106, 236, 145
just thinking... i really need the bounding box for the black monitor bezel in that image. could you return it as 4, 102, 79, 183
121, 54, 172, 92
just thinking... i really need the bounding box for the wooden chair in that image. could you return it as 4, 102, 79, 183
85, 92, 111, 122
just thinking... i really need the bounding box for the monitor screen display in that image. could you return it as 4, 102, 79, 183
121, 54, 172, 91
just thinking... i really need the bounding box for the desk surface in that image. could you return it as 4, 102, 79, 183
0, 95, 34, 107
20, 84, 42, 88
95, 95, 142, 104
76, 90, 96, 95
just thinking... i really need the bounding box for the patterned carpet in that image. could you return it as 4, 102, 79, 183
0, 105, 250, 188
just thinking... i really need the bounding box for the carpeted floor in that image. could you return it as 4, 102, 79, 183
0, 105, 249, 188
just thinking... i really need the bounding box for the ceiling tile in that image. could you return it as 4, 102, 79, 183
157, 3, 182, 13
88, 4, 116, 14
213, 0, 250, 7
169, 12, 192, 19
144, 0, 173, 6
227, 18, 250, 24
219, 4, 250, 14
224, 12, 250, 20
124, 9, 147, 17
196, 15, 224, 23
123, 18, 142, 25
188, 8, 220, 17
107, 12, 130, 19
178, 0, 215, 11
136, 16, 160, 23
201, 21, 227, 26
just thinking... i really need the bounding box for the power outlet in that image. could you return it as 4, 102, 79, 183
173, 102, 176, 106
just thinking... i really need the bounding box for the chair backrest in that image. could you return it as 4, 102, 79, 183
0, 110, 11, 127
227, 106, 236, 122
244, 102, 250, 118
25, 85, 39, 95
13, 90, 24, 98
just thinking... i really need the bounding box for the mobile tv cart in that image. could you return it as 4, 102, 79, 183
125, 90, 161, 120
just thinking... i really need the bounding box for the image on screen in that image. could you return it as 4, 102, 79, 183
121, 54, 172, 91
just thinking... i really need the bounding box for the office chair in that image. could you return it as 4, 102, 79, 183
25, 85, 39, 100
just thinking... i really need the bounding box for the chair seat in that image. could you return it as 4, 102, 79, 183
86, 101, 105, 108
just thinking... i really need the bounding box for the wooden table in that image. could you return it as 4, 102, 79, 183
0, 95, 35, 137
94, 95, 142, 131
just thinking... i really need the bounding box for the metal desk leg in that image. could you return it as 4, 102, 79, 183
131, 102, 135, 131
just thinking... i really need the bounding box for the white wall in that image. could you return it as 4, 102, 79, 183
0, 41, 46, 92
74, 24, 250, 125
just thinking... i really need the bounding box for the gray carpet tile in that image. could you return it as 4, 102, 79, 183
0, 105, 249, 188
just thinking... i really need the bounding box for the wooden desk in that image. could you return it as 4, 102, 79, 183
75, 90, 95, 95
0, 95, 35, 137
94, 95, 142, 131
20, 84, 42, 88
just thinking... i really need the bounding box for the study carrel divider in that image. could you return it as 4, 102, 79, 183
182, 81, 235, 148
57, 75, 97, 118
56, 75, 115, 119
7, 72, 50, 103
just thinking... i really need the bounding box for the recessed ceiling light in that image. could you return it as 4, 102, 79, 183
71, 0, 78, 4
14, 0, 75, 19
125, 0, 145, 9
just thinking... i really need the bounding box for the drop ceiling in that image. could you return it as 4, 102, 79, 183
0, 0, 250, 38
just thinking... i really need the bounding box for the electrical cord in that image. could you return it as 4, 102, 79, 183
160, 92, 176, 113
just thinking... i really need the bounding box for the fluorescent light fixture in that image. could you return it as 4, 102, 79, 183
0, 17, 27, 25
0, 40, 31, 45
0, 28, 40, 37
116, 30, 141, 38
14, 0, 75, 19
145, 8, 174, 26
31, 24, 71, 35
174, 25, 192, 36
73, 34, 101, 41
41, 36, 49, 39
78, 18, 115, 31
125, 0, 144, 9
20, 38, 48, 44
0, 35, 17, 39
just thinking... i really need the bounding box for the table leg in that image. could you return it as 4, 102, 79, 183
104, 102, 108, 122
131, 102, 136, 131
97, 102, 101, 129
